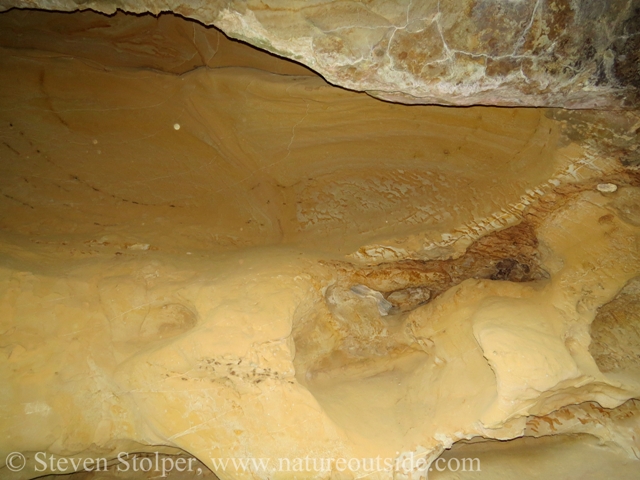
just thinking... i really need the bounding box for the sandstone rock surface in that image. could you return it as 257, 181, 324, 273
0, 8, 639, 480
1, 0, 638, 108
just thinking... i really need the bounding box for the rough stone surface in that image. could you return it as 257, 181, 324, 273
0, 9, 639, 480
0, 0, 638, 108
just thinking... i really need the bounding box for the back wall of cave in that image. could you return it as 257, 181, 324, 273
0, 3, 639, 480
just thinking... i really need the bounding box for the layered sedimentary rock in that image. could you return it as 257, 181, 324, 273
1, 0, 639, 108
0, 8, 639, 480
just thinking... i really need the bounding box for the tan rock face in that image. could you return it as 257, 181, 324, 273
0, 8, 639, 480
1, 0, 639, 108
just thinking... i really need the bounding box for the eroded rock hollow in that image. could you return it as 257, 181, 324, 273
0, 4, 639, 480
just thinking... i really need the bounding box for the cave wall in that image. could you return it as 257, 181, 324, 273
1, 0, 639, 107
0, 6, 639, 480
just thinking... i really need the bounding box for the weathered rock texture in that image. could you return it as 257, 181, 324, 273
1, 0, 639, 108
0, 8, 639, 480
